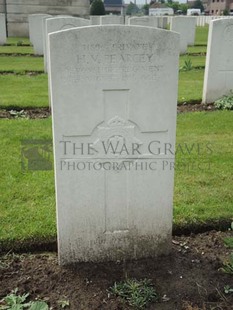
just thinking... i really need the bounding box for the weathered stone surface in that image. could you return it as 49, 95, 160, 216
100, 15, 124, 25
158, 16, 168, 29
44, 16, 90, 72
90, 15, 101, 25
48, 25, 179, 264
186, 16, 196, 46
0, 13, 6, 45
171, 16, 196, 54
128, 16, 158, 27
203, 18, 233, 103
29, 14, 52, 55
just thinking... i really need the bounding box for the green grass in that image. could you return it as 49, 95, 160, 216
0, 75, 48, 108
7, 37, 31, 45
178, 69, 204, 103
0, 69, 204, 109
2, 37, 32, 55
187, 45, 207, 54
0, 45, 34, 54
224, 237, 233, 248
0, 56, 44, 73
0, 118, 55, 244
111, 279, 158, 309
0, 111, 232, 245
195, 26, 209, 45
167, 25, 208, 46
179, 55, 206, 69
1, 28, 232, 247
174, 111, 233, 227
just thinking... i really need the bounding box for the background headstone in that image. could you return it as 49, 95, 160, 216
100, 15, 124, 25
124, 15, 129, 25
203, 19, 233, 103
128, 16, 158, 28
171, 17, 196, 54
49, 25, 179, 264
186, 16, 196, 46
0, 13, 6, 45
158, 16, 168, 29
29, 14, 52, 55
90, 15, 101, 25
44, 16, 90, 72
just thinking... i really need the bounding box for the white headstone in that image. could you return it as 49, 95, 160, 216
203, 19, 233, 103
29, 14, 52, 55
128, 16, 158, 28
90, 15, 101, 25
44, 16, 90, 72
42, 16, 54, 71
0, 13, 7, 45
186, 17, 196, 45
171, 17, 196, 53
158, 16, 168, 29
100, 15, 124, 25
124, 15, 129, 25
48, 25, 179, 264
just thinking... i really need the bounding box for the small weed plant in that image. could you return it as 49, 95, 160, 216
9, 110, 27, 118
224, 237, 233, 249
110, 278, 158, 309
224, 285, 233, 294
181, 59, 193, 71
220, 253, 233, 275
214, 91, 233, 110
0, 288, 49, 310
16, 41, 24, 46
57, 299, 70, 309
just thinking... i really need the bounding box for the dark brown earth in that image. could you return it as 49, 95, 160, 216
177, 102, 216, 113
0, 230, 233, 310
0, 107, 50, 119
0, 103, 216, 120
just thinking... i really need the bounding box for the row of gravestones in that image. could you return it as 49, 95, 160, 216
29, 14, 197, 74
0, 13, 198, 55
46, 18, 233, 264
29, 14, 168, 57
0, 11, 232, 264
196, 15, 233, 27
28, 14, 233, 104
166, 15, 233, 27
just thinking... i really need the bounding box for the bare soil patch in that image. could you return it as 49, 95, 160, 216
0, 107, 50, 119
177, 102, 216, 113
0, 231, 233, 310
0, 103, 216, 120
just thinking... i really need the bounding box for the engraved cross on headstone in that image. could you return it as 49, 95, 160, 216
63, 89, 168, 234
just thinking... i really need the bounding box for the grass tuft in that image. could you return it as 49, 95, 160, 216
110, 278, 158, 309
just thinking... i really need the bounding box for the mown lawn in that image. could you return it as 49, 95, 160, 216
174, 111, 233, 227
178, 69, 204, 103
0, 46, 34, 54
6, 37, 31, 45
0, 111, 232, 245
0, 118, 55, 245
0, 75, 48, 108
187, 45, 207, 54
2, 26, 231, 248
194, 26, 208, 45
0, 69, 205, 108
179, 55, 205, 69
0, 56, 43, 73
